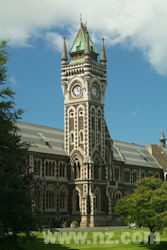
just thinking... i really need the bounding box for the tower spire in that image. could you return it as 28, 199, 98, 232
160, 130, 166, 148
61, 37, 68, 64
100, 37, 106, 65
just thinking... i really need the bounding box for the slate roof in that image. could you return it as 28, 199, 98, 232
113, 140, 162, 169
17, 121, 162, 169
17, 122, 67, 156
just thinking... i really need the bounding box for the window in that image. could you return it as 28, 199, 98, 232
92, 130, 95, 149
60, 162, 65, 178
94, 162, 101, 180
141, 171, 145, 179
45, 161, 49, 176
132, 171, 137, 183
125, 171, 130, 183
62, 163, 65, 177
94, 163, 99, 179
80, 131, 83, 143
34, 159, 40, 175
98, 132, 101, 144
46, 190, 55, 209
155, 173, 159, 178
94, 188, 101, 213
35, 188, 41, 209
49, 161, 52, 176
92, 116, 95, 130
115, 168, 120, 181
52, 162, 55, 176
73, 160, 80, 179
60, 191, 66, 209
76, 193, 80, 211
56, 163, 59, 178
70, 132, 74, 144
45, 161, 55, 177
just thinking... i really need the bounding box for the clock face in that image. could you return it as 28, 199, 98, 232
72, 85, 82, 97
92, 85, 99, 98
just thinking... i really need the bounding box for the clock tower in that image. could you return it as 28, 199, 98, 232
61, 23, 112, 227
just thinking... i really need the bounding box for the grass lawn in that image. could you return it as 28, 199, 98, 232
23, 228, 167, 250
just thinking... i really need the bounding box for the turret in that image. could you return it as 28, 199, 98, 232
61, 37, 68, 65
160, 130, 166, 148
100, 38, 106, 66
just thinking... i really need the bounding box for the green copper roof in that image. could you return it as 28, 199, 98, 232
70, 24, 98, 55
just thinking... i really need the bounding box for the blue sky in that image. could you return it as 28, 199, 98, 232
1, 0, 167, 146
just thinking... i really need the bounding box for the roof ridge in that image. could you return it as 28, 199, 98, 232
113, 139, 144, 147
16, 121, 64, 132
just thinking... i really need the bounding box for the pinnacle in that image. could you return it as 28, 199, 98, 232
61, 37, 68, 62
100, 37, 106, 63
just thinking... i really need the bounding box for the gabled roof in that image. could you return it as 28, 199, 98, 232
113, 140, 162, 169
70, 23, 98, 55
17, 121, 67, 156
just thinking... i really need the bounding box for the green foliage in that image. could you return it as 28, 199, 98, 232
115, 177, 167, 235
0, 41, 41, 249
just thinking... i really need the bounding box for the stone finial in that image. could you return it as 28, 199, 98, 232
100, 37, 106, 64
160, 130, 166, 148
61, 37, 68, 63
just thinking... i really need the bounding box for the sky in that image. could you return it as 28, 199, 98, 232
1, 0, 167, 146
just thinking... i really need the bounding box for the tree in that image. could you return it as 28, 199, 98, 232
0, 41, 41, 249
115, 177, 167, 244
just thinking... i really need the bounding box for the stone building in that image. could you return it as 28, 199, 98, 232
146, 131, 167, 181
17, 23, 164, 227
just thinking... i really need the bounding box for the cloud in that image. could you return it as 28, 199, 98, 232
1, 0, 167, 75
7, 75, 19, 88
131, 111, 139, 119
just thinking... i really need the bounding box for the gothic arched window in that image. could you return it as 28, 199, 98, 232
73, 159, 80, 179
94, 162, 99, 179
59, 162, 62, 177
60, 162, 65, 178
46, 186, 57, 209
95, 188, 101, 212
45, 161, 49, 176
52, 162, 55, 176
59, 186, 68, 210
49, 161, 52, 176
